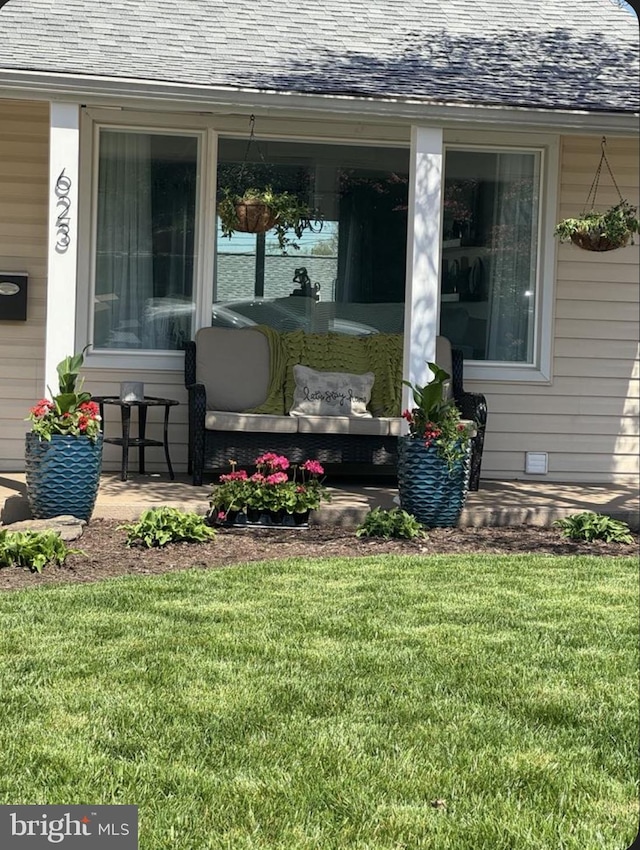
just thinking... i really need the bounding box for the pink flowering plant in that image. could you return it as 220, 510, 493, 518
402, 362, 474, 471
26, 349, 101, 442
209, 452, 330, 523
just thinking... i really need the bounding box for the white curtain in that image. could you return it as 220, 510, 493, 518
95, 132, 154, 349
485, 153, 538, 362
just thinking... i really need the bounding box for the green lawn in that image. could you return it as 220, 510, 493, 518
0, 554, 637, 849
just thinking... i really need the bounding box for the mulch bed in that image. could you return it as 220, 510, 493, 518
1, 519, 637, 592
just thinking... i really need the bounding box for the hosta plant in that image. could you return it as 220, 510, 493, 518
120, 507, 216, 548
356, 507, 426, 540
554, 512, 634, 544
0, 529, 82, 573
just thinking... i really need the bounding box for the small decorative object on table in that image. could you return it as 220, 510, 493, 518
397, 363, 475, 527
120, 381, 145, 402
208, 453, 331, 528
25, 348, 103, 521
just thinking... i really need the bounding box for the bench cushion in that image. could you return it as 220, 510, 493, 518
295, 415, 391, 437
196, 327, 270, 411
204, 411, 299, 433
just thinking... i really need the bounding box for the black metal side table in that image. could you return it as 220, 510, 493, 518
92, 396, 179, 482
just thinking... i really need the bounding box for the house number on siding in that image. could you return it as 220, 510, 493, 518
54, 168, 72, 253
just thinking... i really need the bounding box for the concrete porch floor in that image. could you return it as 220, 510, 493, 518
0, 472, 638, 531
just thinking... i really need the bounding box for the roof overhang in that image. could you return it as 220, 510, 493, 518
0, 68, 638, 136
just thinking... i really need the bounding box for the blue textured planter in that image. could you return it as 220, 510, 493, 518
397, 435, 470, 527
25, 433, 103, 521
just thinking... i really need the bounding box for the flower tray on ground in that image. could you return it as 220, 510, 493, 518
217, 510, 311, 529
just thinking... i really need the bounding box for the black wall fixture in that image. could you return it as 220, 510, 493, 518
0, 272, 28, 321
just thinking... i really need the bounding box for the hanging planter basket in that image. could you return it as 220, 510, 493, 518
233, 198, 278, 234
217, 115, 322, 251
569, 229, 632, 253
554, 138, 639, 253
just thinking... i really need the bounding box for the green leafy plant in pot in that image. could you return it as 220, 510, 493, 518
397, 363, 475, 527
24, 347, 103, 521
401, 363, 474, 471
218, 186, 321, 253
554, 138, 639, 252
554, 200, 639, 252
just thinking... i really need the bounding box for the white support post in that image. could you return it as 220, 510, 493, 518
45, 102, 81, 397
402, 126, 444, 412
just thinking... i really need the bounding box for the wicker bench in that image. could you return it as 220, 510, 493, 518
184, 327, 487, 489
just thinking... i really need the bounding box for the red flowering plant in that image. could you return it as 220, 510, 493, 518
26, 349, 101, 442
208, 453, 330, 523
402, 363, 475, 471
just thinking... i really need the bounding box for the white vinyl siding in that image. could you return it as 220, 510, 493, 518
0, 99, 48, 471
473, 134, 639, 484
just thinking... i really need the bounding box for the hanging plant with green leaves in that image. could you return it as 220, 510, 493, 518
218, 185, 320, 252
554, 138, 639, 252
217, 116, 322, 253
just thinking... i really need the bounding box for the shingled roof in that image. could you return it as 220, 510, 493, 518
0, 0, 638, 113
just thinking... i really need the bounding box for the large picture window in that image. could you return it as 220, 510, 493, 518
85, 120, 550, 376
93, 130, 198, 350
214, 139, 409, 336
440, 148, 541, 363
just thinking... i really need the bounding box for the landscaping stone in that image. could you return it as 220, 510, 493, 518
1, 515, 86, 541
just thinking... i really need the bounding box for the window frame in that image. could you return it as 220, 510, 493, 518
213, 133, 411, 318
77, 115, 214, 371
77, 112, 558, 382
441, 134, 559, 382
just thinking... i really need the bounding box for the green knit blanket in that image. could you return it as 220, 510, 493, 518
246, 326, 403, 417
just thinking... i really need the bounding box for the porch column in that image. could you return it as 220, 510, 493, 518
402, 125, 443, 411
45, 102, 80, 396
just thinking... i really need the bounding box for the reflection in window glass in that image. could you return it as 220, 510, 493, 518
94, 130, 198, 350
214, 140, 409, 336
440, 149, 540, 362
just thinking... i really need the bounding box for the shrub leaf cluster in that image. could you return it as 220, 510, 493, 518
0, 529, 81, 573
554, 512, 634, 544
119, 507, 216, 548
356, 507, 426, 540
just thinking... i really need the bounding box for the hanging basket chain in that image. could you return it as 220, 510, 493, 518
237, 114, 267, 183
219, 113, 323, 249
582, 136, 625, 214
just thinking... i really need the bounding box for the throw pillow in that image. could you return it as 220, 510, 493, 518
289, 365, 375, 418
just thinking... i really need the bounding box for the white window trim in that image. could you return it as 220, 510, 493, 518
77, 116, 215, 371
76, 111, 558, 382
77, 109, 411, 370
440, 133, 559, 382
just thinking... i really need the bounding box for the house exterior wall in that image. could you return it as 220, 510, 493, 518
0, 100, 637, 485
472, 134, 639, 484
0, 99, 49, 471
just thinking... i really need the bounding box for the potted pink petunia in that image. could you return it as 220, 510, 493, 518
208, 453, 330, 527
